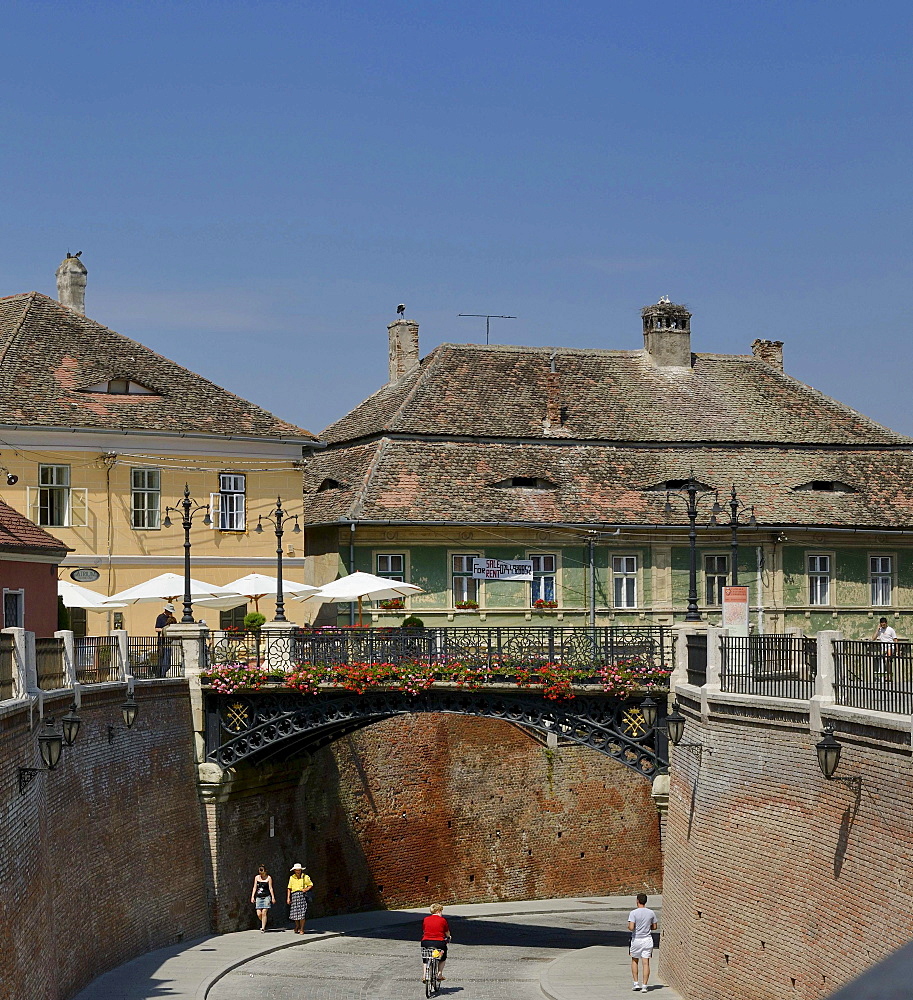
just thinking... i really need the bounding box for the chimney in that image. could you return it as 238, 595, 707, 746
56, 254, 87, 314
641, 297, 692, 367
388, 318, 420, 383
752, 339, 784, 371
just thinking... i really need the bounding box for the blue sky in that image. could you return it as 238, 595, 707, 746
1, 1, 911, 435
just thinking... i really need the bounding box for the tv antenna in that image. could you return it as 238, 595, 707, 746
458, 313, 517, 345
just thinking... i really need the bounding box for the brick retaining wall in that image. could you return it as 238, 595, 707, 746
0, 682, 209, 1000
661, 697, 913, 1000
205, 713, 662, 931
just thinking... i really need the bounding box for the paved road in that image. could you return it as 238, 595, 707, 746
210, 906, 676, 1000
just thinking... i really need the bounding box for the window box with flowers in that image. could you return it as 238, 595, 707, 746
455, 600, 479, 610
532, 599, 559, 611
377, 598, 405, 611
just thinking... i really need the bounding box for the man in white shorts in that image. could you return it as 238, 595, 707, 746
627, 893, 657, 991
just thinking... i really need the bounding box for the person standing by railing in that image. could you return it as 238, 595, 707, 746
155, 602, 177, 679
872, 617, 897, 681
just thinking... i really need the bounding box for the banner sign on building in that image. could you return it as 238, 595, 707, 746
472, 558, 534, 581
722, 586, 750, 635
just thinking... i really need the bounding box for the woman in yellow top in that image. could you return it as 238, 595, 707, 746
287, 863, 314, 934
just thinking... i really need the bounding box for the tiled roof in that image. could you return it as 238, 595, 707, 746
321, 344, 909, 446
0, 500, 70, 556
0, 293, 316, 441
303, 439, 913, 529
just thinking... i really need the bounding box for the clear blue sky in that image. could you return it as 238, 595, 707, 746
1, 1, 911, 435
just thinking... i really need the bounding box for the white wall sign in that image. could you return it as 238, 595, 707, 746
722, 586, 750, 635
471, 559, 534, 581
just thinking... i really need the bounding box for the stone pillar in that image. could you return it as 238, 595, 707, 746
262, 619, 296, 674
651, 771, 670, 844
388, 318, 420, 382
4, 627, 35, 697
810, 630, 841, 734
702, 626, 726, 722
55, 630, 76, 687
110, 629, 129, 681
669, 624, 697, 693
169, 623, 208, 762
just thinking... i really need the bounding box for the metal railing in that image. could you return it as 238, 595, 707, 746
686, 633, 707, 686
206, 626, 671, 680
36, 636, 66, 691
74, 636, 120, 684
721, 635, 817, 700
833, 640, 913, 715
127, 637, 185, 680
0, 634, 13, 700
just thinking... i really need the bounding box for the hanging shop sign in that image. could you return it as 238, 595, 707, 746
69, 567, 101, 583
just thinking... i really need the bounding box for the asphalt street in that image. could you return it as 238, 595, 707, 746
209, 907, 671, 1000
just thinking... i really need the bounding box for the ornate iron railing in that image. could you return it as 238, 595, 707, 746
74, 636, 120, 684
0, 634, 13, 700
205, 626, 671, 678
127, 637, 185, 680
36, 636, 66, 690
720, 635, 817, 700
833, 639, 913, 715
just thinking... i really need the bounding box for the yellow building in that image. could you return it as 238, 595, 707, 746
0, 257, 317, 635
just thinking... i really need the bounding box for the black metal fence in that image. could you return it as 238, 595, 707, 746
686, 633, 707, 686
36, 636, 66, 691
206, 625, 671, 678
720, 635, 817, 700
127, 637, 186, 680
74, 636, 120, 684
833, 640, 913, 715
0, 634, 13, 700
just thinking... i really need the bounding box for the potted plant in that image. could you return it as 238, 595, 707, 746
378, 598, 405, 610
533, 599, 559, 610
455, 600, 479, 610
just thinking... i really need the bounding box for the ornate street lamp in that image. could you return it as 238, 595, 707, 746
708, 485, 757, 585
163, 484, 212, 624
255, 497, 301, 622
61, 702, 82, 746
19, 716, 65, 793
663, 475, 717, 622
816, 726, 842, 780
121, 695, 139, 729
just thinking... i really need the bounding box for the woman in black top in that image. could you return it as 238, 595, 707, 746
250, 865, 275, 932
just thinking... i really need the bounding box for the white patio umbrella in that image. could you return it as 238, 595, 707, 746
194, 573, 320, 613
294, 571, 423, 625
58, 579, 126, 611
99, 572, 241, 607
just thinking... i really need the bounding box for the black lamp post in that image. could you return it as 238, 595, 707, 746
163, 484, 212, 624
255, 497, 301, 622
664, 476, 717, 622
709, 485, 757, 585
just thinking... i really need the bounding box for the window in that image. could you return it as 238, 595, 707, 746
530, 554, 556, 605
82, 378, 156, 395
452, 554, 480, 606
705, 555, 729, 606
870, 556, 892, 606
376, 554, 405, 581
220, 605, 248, 630
612, 556, 637, 609
131, 468, 161, 529
2, 589, 24, 628
808, 555, 831, 606
214, 474, 246, 531
28, 465, 87, 528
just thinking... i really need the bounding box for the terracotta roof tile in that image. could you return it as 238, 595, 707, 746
0, 500, 70, 555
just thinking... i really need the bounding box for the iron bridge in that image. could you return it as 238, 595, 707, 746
203, 688, 669, 779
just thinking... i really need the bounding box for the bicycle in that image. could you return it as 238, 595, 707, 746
422, 945, 444, 997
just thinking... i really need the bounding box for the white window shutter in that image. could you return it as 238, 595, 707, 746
26, 487, 39, 523
209, 493, 220, 529
70, 489, 88, 527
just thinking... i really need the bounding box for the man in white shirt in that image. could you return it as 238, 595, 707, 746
627, 893, 658, 991
872, 617, 897, 681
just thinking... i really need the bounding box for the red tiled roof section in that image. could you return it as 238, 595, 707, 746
320, 344, 909, 446
0, 500, 70, 555
303, 440, 913, 529
0, 293, 316, 440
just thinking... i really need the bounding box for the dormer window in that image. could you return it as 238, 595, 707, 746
793, 480, 857, 494
492, 476, 557, 490
317, 477, 347, 492
81, 378, 157, 395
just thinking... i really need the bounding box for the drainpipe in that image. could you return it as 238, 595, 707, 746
756, 545, 764, 635
349, 522, 356, 626
588, 535, 596, 627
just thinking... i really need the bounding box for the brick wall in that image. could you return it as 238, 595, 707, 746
0, 681, 209, 1000
661, 702, 913, 1000
206, 713, 662, 931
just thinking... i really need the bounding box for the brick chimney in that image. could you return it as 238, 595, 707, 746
641, 297, 692, 367
388, 318, 420, 383
56, 253, 87, 314
752, 339, 784, 371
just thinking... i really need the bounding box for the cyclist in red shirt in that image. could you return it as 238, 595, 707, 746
421, 903, 451, 982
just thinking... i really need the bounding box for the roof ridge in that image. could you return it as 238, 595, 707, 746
349, 437, 388, 520
0, 291, 37, 370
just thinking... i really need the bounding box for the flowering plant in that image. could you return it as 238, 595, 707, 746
514, 662, 576, 700
377, 598, 405, 610
455, 600, 479, 610
201, 663, 270, 694
599, 658, 671, 696
532, 599, 558, 610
